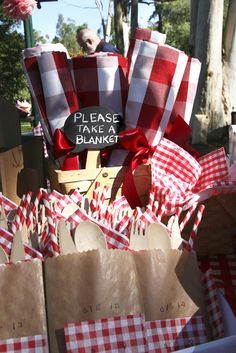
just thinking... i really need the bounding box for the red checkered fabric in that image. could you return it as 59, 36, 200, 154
37, 51, 79, 135
145, 316, 207, 353
0, 334, 48, 353
193, 148, 229, 193
125, 41, 188, 146
201, 269, 224, 339
127, 28, 166, 83
151, 138, 201, 212
0, 226, 12, 256
1, 195, 17, 215
32, 122, 48, 158
67, 207, 129, 250
171, 57, 201, 124
64, 314, 147, 353
150, 139, 230, 213
72, 54, 128, 117
134, 28, 167, 43
200, 254, 236, 316
0, 227, 43, 260
22, 56, 52, 144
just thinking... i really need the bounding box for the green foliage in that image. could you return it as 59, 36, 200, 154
0, 7, 30, 103
33, 29, 49, 44
149, 0, 191, 53
52, 14, 87, 57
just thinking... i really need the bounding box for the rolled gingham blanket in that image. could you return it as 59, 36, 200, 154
72, 53, 128, 117
37, 51, 79, 135
171, 57, 201, 124
127, 27, 166, 82
125, 41, 188, 146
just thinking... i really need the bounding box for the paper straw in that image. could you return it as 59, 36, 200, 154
21, 192, 33, 225
42, 189, 60, 256
90, 181, 100, 218
11, 204, 25, 234
98, 185, 109, 220
157, 189, 170, 222
26, 189, 42, 230
152, 200, 159, 216
179, 202, 198, 232
117, 214, 130, 235
188, 204, 205, 249
175, 207, 183, 221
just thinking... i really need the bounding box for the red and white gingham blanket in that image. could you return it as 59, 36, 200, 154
72, 53, 128, 117
125, 41, 188, 146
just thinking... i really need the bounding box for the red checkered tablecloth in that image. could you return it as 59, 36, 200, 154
0, 334, 48, 353
200, 253, 236, 316
64, 314, 147, 353
145, 316, 207, 353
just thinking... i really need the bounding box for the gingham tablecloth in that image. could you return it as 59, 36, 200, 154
64, 314, 147, 353
145, 316, 207, 353
0, 334, 48, 353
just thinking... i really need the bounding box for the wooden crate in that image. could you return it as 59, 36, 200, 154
182, 193, 236, 257
48, 160, 152, 206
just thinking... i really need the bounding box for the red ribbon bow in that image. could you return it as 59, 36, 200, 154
53, 129, 80, 170
119, 128, 156, 208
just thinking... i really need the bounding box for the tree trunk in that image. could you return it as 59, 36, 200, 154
130, 0, 138, 39
223, 0, 236, 120
95, 0, 106, 39
105, 0, 113, 41
114, 0, 125, 54
191, 0, 225, 132
205, 0, 224, 130
189, 0, 198, 56
113, 0, 130, 55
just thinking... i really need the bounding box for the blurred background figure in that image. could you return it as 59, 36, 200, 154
76, 28, 120, 54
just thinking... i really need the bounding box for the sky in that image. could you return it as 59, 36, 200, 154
19, 0, 155, 41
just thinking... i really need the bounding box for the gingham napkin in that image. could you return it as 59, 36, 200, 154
125, 41, 188, 146
67, 207, 129, 250
37, 51, 79, 135
145, 316, 207, 353
64, 314, 147, 353
0, 194, 17, 215
71, 54, 128, 117
151, 139, 229, 213
0, 334, 48, 353
0, 226, 43, 260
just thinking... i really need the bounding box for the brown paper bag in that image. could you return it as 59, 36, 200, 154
0, 260, 47, 340
133, 249, 206, 321
44, 249, 144, 353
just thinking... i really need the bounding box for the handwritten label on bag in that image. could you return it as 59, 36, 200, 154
81, 303, 120, 315
64, 106, 120, 152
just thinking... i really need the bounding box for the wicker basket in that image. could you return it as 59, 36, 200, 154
48, 158, 236, 257
48, 160, 152, 206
